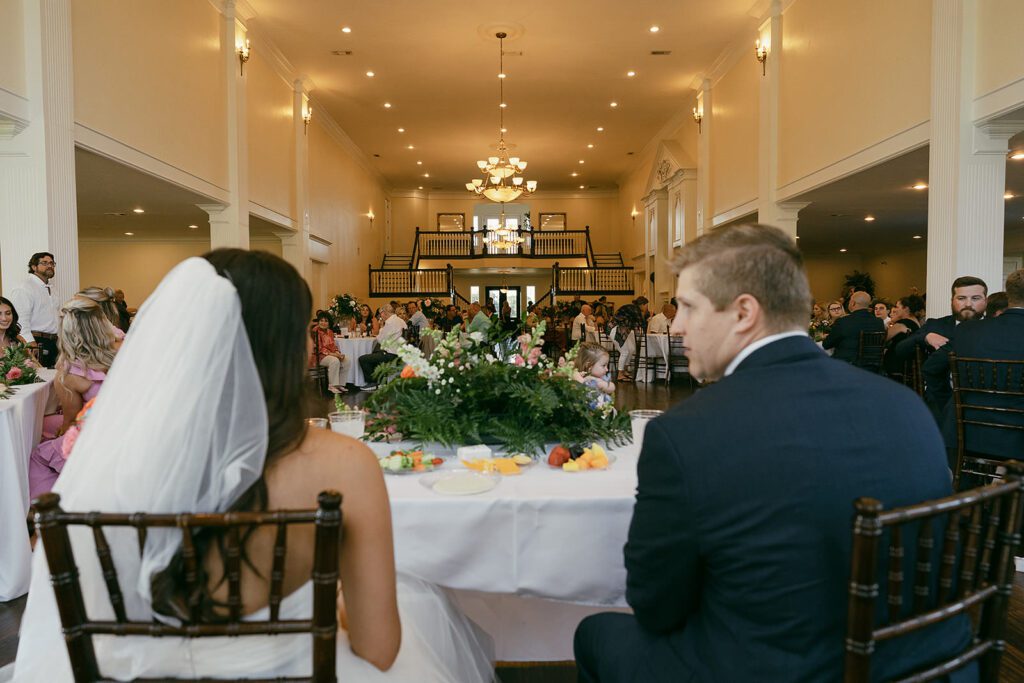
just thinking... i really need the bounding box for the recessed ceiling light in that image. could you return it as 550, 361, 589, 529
864, 215, 875, 222
913, 235, 923, 239
423, 173, 430, 177
383, 103, 392, 109
124, 232, 134, 236
498, 73, 506, 79
1010, 151, 1024, 160
132, 208, 144, 214
579, 185, 585, 189
587, 144, 594, 149
500, 127, 508, 133
596, 127, 604, 132
188, 224, 198, 229
366, 71, 375, 77
839, 248, 848, 253
499, 102, 507, 108
610, 101, 618, 108
570, 172, 579, 177
416, 161, 423, 165
1005, 192, 1014, 199
912, 182, 928, 190
406, 145, 414, 149
579, 159, 585, 164
341, 26, 352, 33
397, 127, 405, 133
649, 26, 660, 33
627, 71, 636, 77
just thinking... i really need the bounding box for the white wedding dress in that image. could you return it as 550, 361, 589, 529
13, 258, 494, 682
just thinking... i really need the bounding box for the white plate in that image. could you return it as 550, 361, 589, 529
419, 469, 500, 496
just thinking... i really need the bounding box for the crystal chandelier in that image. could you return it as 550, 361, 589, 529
466, 32, 537, 203
483, 205, 525, 250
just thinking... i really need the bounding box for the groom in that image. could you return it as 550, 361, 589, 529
574, 225, 972, 682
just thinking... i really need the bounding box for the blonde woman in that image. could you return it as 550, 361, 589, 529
29, 295, 117, 498
79, 285, 127, 347
826, 300, 846, 323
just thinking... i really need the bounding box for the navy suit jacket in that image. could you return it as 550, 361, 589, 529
624, 335, 972, 682
892, 314, 958, 366
923, 308, 1024, 458
822, 308, 884, 363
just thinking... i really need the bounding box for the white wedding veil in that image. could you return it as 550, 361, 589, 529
14, 256, 269, 680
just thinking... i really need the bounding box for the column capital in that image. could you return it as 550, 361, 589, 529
974, 119, 1024, 153
196, 203, 229, 217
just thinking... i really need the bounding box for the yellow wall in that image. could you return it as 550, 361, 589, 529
308, 121, 387, 301
246, 52, 295, 220
390, 194, 429, 251
976, 0, 1024, 99
778, 0, 931, 188
78, 239, 207, 306
72, 0, 228, 190
0, 0, 26, 98
711, 57, 758, 216
803, 247, 926, 305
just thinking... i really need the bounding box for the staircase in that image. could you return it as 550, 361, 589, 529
592, 253, 624, 268
381, 254, 413, 269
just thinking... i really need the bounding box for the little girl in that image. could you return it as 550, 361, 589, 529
573, 342, 616, 409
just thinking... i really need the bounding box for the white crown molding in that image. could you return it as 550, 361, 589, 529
310, 101, 392, 193
389, 189, 429, 200
420, 189, 618, 200
80, 235, 210, 245
974, 76, 1024, 125
249, 200, 296, 230
245, 20, 318, 94
712, 199, 758, 227
776, 120, 929, 201
75, 123, 231, 203
0, 87, 30, 139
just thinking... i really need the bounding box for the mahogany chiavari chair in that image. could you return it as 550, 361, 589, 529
844, 462, 1023, 683
855, 330, 887, 374
31, 490, 343, 683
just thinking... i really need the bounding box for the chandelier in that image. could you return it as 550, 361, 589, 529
466, 32, 537, 203
482, 205, 525, 250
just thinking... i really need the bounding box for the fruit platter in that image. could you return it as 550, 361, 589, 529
378, 449, 445, 474
461, 454, 534, 476
546, 443, 613, 472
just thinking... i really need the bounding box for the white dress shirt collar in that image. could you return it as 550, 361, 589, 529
723, 330, 808, 377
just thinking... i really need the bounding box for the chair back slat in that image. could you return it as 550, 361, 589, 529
911, 519, 934, 614
269, 522, 288, 622
88, 520, 128, 623
31, 490, 343, 683
843, 463, 1024, 683
856, 331, 886, 373
885, 525, 903, 623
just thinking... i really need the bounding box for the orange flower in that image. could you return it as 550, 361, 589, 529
400, 365, 416, 379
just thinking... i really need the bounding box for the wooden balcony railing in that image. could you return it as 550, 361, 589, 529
368, 264, 453, 298
552, 264, 634, 295
413, 227, 591, 263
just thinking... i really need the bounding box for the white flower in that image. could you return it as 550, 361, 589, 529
469, 331, 485, 343
435, 388, 442, 395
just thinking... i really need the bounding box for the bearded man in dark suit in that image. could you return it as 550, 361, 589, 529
892, 276, 988, 366
573, 224, 972, 683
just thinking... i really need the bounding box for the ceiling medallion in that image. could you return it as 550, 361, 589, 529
466, 32, 537, 203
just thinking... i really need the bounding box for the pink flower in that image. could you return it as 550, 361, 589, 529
527, 347, 543, 365
5, 367, 22, 381
424, 299, 432, 307
513, 354, 525, 366
386, 425, 397, 434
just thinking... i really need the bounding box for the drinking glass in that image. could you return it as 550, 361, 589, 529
329, 410, 365, 439
307, 417, 328, 430
629, 410, 664, 448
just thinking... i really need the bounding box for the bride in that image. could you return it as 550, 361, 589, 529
13, 251, 494, 681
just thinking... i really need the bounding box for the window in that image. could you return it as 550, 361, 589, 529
526, 285, 536, 306
470, 286, 480, 303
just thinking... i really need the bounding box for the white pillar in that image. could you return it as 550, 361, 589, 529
0, 0, 79, 303
926, 0, 1024, 316
758, 201, 808, 241
755, 1, 783, 232
280, 83, 311, 278
695, 79, 712, 239
212, 0, 249, 250
642, 188, 670, 303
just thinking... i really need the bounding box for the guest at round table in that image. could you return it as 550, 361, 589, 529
79, 285, 127, 348
0, 296, 28, 351
29, 295, 117, 498
986, 291, 1009, 317
810, 301, 828, 324
826, 299, 846, 323
355, 303, 380, 336
883, 294, 925, 376
310, 311, 349, 395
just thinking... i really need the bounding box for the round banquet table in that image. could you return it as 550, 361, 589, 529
0, 369, 56, 600
367, 440, 639, 661
334, 336, 376, 385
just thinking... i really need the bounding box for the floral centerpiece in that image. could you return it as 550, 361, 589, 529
361, 321, 631, 454
419, 298, 445, 320
328, 293, 360, 323
809, 319, 831, 343
0, 344, 41, 399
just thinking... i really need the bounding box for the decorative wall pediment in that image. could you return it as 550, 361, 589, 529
643, 140, 696, 196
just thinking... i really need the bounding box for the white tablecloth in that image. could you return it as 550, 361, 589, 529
368, 440, 639, 660
0, 369, 55, 600
334, 337, 376, 386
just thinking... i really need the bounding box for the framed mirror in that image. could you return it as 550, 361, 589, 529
437, 213, 466, 231
538, 213, 567, 230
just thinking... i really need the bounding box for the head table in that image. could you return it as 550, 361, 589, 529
367, 440, 639, 661
0, 369, 56, 601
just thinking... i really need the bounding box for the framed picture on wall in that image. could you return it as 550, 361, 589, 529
437, 213, 466, 231
538, 213, 566, 230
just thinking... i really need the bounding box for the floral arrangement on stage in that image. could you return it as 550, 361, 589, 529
419, 298, 445, 320
361, 321, 630, 454
0, 344, 41, 399
328, 293, 360, 322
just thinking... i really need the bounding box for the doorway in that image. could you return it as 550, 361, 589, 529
486, 285, 521, 320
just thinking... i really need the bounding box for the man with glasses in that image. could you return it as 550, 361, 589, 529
6, 252, 60, 368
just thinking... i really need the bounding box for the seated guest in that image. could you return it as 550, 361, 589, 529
882, 293, 925, 376
466, 302, 493, 335
29, 296, 117, 498
632, 296, 650, 326
574, 224, 970, 683
79, 286, 126, 347
572, 342, 615, 409
437, 304, 463, 333
0, 296, 28, 351
406, 301, 430, 332
310, 311, 348, 394
646, 302, 676, 334
826, 299, 846, 323
821, 290, 884, 363
810, 301, 828, 324
986, 290, 1008, 317
922, 270, 1024, 462
524, 304, 540, 330
872, 298, 891, 326
358, 303, 407, 391
893, 276, 987, 366
571, 304, 594, 342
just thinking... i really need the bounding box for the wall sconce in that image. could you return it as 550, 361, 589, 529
237, 38, 250, 76
367, 211, 375, 227
302, 106, 312, 134
631, 208, 639, 226
754, 39, 768, 76
692, 106, 703, 134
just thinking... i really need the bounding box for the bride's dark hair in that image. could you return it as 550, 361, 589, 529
151, 249, 313, 621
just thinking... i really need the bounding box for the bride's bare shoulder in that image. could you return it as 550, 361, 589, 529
266, 429, 383, 506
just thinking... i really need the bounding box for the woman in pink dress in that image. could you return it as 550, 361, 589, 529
29, 295, 117, 498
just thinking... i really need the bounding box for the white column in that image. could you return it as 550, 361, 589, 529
0, 0, 79, 303
280, 83, 311, 278
643, 188, 670, 302
212, 0, 249, 250
755, 1, 784, 232
695, 79, 712, 238
926, 0, 1024, 317
758, 201, 808, 241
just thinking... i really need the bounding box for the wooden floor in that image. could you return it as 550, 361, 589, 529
4, 379, 1023, 681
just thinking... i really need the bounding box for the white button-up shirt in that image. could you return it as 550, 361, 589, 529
377, 313, 408, 347
6, 274, 59, 343
647, 312, 672, 334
